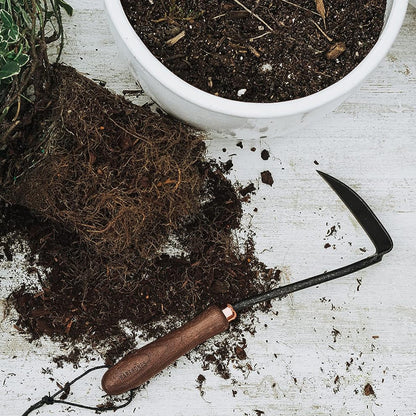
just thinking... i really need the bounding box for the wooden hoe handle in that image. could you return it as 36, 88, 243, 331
101, 305, 235, 395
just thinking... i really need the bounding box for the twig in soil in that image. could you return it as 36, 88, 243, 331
11, 97, 22, 123
315, 0, 327, 28
248, 45, 261, 58
166, 30, 186, 46
164, 53, 186, 62
213, 13, 227, 20
106, 116, 151, 145
122, 89, 144, 95
232, 0, 274, 32
249, 31, 272, 42
279, 0, 320, 16
314, 70, 331, 78
1, 121, 20, 143
326, 42, 347, 60
310, 19, 333, 42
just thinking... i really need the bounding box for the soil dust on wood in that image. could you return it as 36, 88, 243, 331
121, 0, 386, 102
0, 66, 279, 371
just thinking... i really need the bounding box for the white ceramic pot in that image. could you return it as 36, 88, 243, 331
104, 0, 408, 139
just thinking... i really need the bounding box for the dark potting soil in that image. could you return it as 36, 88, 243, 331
121, 0, 386, 102
1, 166, 275, 371
1, 66, 280, 373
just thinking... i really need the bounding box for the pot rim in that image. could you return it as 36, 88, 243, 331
105, 0, 408, 119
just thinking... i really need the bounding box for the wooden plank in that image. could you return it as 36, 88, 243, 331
1, 3, 415, 416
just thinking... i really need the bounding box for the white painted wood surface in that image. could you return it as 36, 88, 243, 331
1, 2, 415, 415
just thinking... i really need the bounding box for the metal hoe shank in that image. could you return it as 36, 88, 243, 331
233, 171, 393, 311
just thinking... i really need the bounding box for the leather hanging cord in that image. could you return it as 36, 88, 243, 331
21, 365, 135, 415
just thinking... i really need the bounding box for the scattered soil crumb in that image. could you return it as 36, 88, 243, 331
221, 159, 234, 172
261, 171, 274, 186
240, 183, 256, 197
53, 348, 82, 369
197, 374, 206, 383
331, 327, 341, 343
333, 375, 340, 393
326, 225, 338, 237
260, 150, 270, 160
196, 374, 206, 397
58, 382, 70, 400
234, 346, 247, 360
364, 383, 375, 396
236, 141, 243, 149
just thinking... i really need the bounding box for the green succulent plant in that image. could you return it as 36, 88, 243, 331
0, 0, 72, 136
0, 8, 30, 84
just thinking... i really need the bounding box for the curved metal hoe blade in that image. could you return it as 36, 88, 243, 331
233, 171, 393, 312
316, 171, 393, 255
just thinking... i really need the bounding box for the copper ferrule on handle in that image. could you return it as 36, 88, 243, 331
222, 304, 237, 322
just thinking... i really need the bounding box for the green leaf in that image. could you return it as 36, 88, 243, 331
45, 11, 55, 20
4, 49, 16, 59
0, 40, 7, 54
19, 8, 32, 28
10, 2, 32, 28
57, 0, 73, 17
14, 52, 29, 67
0, 60, 20, 80
0, 10, 13, 28
0, 0, 11, 9
6, 26, 20, 43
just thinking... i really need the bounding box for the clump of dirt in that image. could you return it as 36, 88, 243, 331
2, 64, 205, 261
261, 170, 274, 186
121, 0, 386, 102
260, 150, 270, 161
363, 383, 375, 396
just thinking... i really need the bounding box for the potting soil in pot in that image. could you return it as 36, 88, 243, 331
121, 0, 386, 102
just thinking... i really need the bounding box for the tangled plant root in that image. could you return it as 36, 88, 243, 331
7, 64, 205, 260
